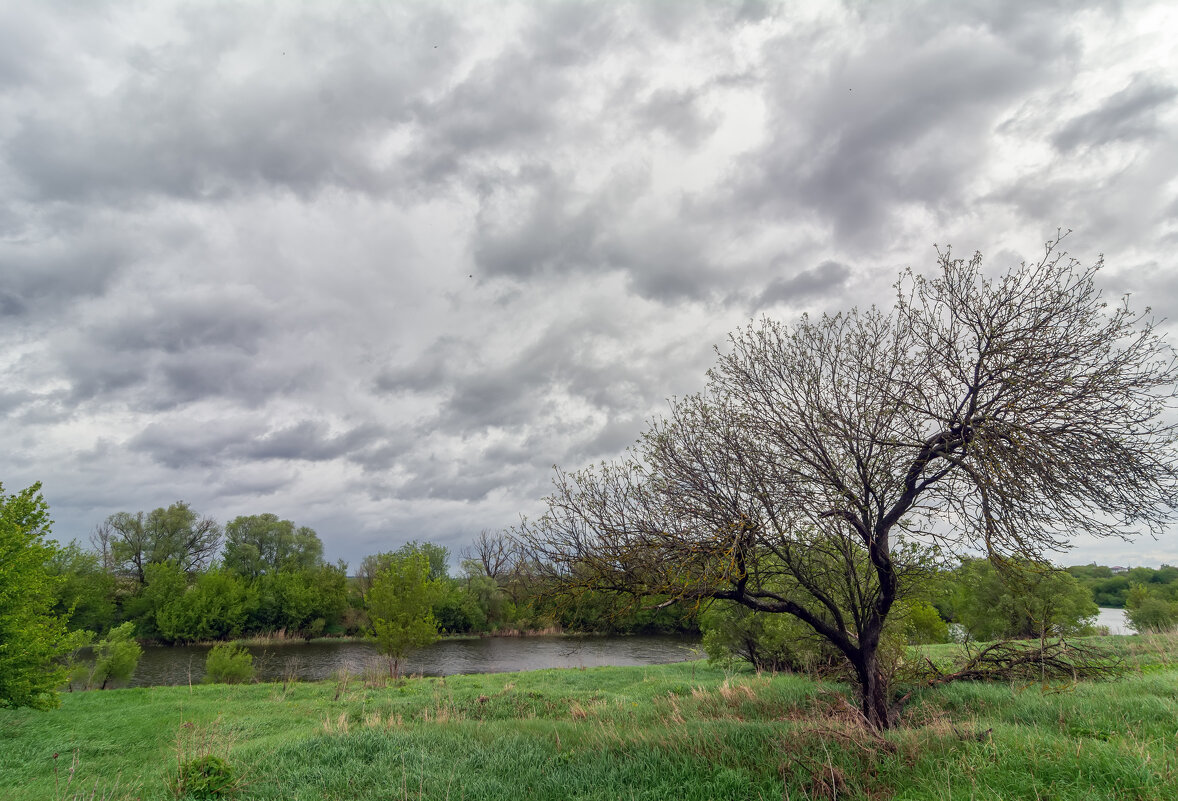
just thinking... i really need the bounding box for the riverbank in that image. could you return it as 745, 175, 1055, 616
4, 632, 1175, 800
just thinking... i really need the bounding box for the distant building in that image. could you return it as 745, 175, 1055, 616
1110, 565, 1129, 574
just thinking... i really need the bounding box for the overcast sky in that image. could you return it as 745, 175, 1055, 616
3, 0, 1177, 569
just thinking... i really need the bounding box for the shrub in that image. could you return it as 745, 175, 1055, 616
701, 601, 841, 674
202, 643, 254, 684
92, 622, 143, 689
171, 754, 238, 798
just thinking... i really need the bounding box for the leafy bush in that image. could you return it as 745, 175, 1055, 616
701, 601, 842, 673
1125, 583, 1178, 632
88, 617, 141, 687
900, 600, 950, 645
171, 754, 238, 798
202, 643, 254, 684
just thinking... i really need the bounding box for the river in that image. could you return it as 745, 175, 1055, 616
127, 633, 704, 687
1096, 606, 1131, 635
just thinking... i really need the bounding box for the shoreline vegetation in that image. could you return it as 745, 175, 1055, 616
5, 630, 1176, 800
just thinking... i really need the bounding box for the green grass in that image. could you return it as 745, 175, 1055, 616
3, 634, 1177, 800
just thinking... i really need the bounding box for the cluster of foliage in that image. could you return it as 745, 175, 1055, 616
1123, 580, 1178, 631
45, 507, 700, 652
0, 483, 69, 710
1066, 562, 1178, 606
935, 558, 1098, 641
65, 622, 144, 691
49, 509, 351, 644
701, 557, 1102, 672
6, 502, 703, 708
203, 642, 255, 684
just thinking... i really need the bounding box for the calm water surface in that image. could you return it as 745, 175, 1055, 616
130, 634, 703, 687
1096, 606, 1131, 635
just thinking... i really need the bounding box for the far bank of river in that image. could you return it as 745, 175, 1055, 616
128, 633, 704, 687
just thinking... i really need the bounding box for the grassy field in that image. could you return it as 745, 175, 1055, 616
2, 633, 1176, 801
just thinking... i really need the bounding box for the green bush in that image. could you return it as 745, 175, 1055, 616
91, 622, 143, 689
202, 643, 254, 685
170, 754, 238, 798
1125, 583, 1178, 632
700, 601, 841, 673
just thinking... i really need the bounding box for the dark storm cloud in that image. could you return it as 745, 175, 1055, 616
757, 260, 852, 309
0, 232, 130, 319
397, 314, 677, 436
91, 296, 270, 356
5, 5, 462, 205
240, 420, 384, 462
472, 166, 603, 281
130, 416, 405, 472
731, 4, 1075, 248
49, 290, 296, 411
472, 165, 727, 302
1052, 75, 1178, 152
128, 419, 256, 470
631, 86, 719, 148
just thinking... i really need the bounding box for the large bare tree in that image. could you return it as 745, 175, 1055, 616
519, 236, 1178, 729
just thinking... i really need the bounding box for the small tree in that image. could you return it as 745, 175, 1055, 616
365, 551, 442, 679
521, 235, 1178, 729
84, 622, 143, 690
0, 483, 69, 710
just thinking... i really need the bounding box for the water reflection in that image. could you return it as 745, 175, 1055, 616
129, 634, 704, 687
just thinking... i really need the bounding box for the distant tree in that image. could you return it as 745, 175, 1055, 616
223, 514, 323, 579
520, 236, 1178, 729
462, 530, 515, 582
251, 569, 316, 633
359, 541, 450, 595
154, 568, 256, 644
1125, 583, 1178, 632
399, 541, 450, 581
107, 502, 222, 584
48, 542, 118, 634
89, 520, 117, 573
954, 558, 1097, 641
365, 551, 443, 678
0, 482, 69, 710
203, 642, 254, 684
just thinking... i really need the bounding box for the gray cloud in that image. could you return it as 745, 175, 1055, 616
1052, 75, 1177, 152
758, 260, 852, 309
2, 0, 1176, 567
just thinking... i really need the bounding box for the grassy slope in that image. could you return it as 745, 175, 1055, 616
2, 634, 1176, 801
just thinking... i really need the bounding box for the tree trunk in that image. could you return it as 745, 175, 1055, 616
854, 650, 894, 730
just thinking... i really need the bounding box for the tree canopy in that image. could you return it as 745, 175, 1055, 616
106, 501, 222, 583
520, 236, 1178, 729
0, 482, 69, 710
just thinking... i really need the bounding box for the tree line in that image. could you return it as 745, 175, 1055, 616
46, 495, 1168, 652
45, 506, 701, 646
2, 478, 1171, 710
